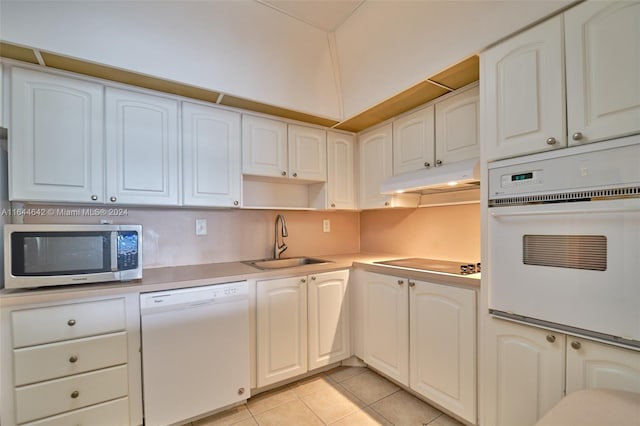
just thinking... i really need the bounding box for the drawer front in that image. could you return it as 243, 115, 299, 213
12, 298, 126, 348
15, 365, 128, 424
14, 332, 128, 386
21, 397, 130, 426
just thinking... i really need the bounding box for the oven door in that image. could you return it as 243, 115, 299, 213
488, 198, 640, 344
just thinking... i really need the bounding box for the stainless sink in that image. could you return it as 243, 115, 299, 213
243, 257, 332, 270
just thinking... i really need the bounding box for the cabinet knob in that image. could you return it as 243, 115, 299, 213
331, 203, 336, 208
424, 162, 430, 168
293, 172, 298, 178
571, 341, 582, 350
233, 201, 239, 206
311, 276, 316, 281
408, 281, 415, 287
109, 196, 117, 202
572, 132, 584, 141
384, 201, 390, 207
301, 278, 306, 284
238, 387, 245, 395
436, 159, 443, 166
70, 390, 80, 399
281, 171, 287, 176
67, 319, 76, 327
397, 280, 404, 285
546, 137, 557, 145
91, 195, 98, 201
69, 355, 79, 363
546, 335, 556, 343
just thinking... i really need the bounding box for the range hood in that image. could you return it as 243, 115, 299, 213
380, 158, 480, 195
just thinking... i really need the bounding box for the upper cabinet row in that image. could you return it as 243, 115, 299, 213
359, 85, 479, 209
482, 1, 640, 161
8, 66, 355, 209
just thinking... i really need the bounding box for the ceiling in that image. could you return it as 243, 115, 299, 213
257, 0, 365, 32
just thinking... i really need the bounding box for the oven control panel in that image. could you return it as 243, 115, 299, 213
500, 170, 544, 188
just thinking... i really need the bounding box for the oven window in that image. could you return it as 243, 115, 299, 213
523, 235, 607, 271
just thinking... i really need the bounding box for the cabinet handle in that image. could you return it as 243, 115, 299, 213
91, 195, 98, 201
546, 137, 557, 145
384, 201, 390, 207
397, 280, 404, 285
572, 132, 584, 141
109, 196, 117, 202
70, 390, 80, 399
408, 281, 415, 287
546, 335, 556, 343
67, 319, 76, 327
233, 201, 239, 206
238, 387, 245, 395
69, 355, 79, 363
311, 276, 316, 281
293, 172, 298, 178
436, 159, 443, 166
331, 203, 336, 208
281, 171, 287, 176
571, 341, 582, 350
424, 162, 430, 168
301, 278, 306, 284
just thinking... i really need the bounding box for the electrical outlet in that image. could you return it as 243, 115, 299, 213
195, 219, 207, 235
323, 219, 330, 233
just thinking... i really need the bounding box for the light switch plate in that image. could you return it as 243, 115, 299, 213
196, 219, 207, 235
323, 219, 330, 233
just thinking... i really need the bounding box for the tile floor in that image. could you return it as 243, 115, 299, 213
187, 367, 465, 426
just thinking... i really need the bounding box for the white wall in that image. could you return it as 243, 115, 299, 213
335, 0, 573, 117
0, 0, 342, 120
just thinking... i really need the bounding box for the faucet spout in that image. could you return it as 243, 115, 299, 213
274, 214, 288, 259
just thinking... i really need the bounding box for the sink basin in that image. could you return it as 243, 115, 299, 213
243, 257, 332, 270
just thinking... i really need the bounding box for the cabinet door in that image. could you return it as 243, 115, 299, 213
105, 87, 179, 205
256, 276, 307, 387
182, 102, 241, 207
435, 86, 479, 165
359, 124, 393, 209
363, 272, 409, 386
565, 1, 640, 145
409, 280, 476, 423
308, 270, 350, 370
10, 67, 104, 203
327, 131, 355, 209
393, 106, 435, 175
288, 124, 326, 182
481, 16, 566, 161
566, 337, 640, 394
242, 115, 287, 178
483, 319, 565, 426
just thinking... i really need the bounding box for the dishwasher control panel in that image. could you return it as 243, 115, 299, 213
140, 281, 248, 313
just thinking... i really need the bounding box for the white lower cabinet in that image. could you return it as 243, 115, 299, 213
256, 270, 350, 388
361, 271, 477, 423
484, 318, 640, 426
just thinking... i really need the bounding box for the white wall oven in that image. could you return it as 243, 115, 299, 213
488, 137, 640, 349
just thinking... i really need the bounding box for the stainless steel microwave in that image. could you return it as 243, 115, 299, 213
4, 224, 142, 289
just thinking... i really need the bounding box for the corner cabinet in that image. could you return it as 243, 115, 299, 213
435, 85, 479, 165
105, 87, 180, 205
9, 67, 105, 203
182, 102, 241, 207
393, 106, 435, 175
327, 131, 356, 209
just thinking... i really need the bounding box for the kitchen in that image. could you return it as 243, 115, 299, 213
0, 1, 639, 426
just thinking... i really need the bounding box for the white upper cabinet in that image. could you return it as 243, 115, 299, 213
393, 106, 435, 174
242, 115, 288, 178
435, 85, 480, 165
482, 16, 566, 161
9, 67, 104, 203
565, 1, 640, 145
359, 124, 393, 209
288, 124, 326, 181
105, 87, 179, 205
182, 102, 241, 207
327, 131, 356, 209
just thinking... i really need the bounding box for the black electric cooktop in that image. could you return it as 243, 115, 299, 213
374, 258, 480, 275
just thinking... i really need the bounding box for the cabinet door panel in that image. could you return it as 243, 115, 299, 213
327, 131, 355, 209
565, 1, 640, 144
242, 115, 287, 178
483, 319, 565, 426
393, 106, 435, 174
359, 124, 393, 209
288, 124, 326, 181
10, 68, 104, 203
481, 16, 566, 161
105, 88, 179, 205
435, 86, 479, 165
182, 102, 241, 207
566, 337, 640, 394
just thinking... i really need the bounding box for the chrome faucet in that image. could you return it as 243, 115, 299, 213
274, 214, 288, 259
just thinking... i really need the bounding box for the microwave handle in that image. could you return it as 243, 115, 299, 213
110, 232, 118, 272
490, 206, 640, 217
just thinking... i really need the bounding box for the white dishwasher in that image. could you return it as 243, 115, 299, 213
140, 281, 250, 426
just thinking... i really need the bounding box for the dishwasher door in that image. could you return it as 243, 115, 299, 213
140, 281, 250, 426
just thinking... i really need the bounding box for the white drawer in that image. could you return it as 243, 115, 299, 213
21, 397, 130, 426
12, 298, 126, 348
15, 365, 128, 424
14, 332, 128, 386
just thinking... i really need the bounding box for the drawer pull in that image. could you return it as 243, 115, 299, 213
67, 319, 76, 327
70, 390, 80, 399
69, 355, 78, 363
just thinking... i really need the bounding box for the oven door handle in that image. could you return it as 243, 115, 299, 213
490, 206, 640, 217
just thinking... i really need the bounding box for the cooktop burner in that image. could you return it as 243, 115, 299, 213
374, 258, 480, 275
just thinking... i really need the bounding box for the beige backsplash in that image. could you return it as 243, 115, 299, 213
21, 203, 479, 268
